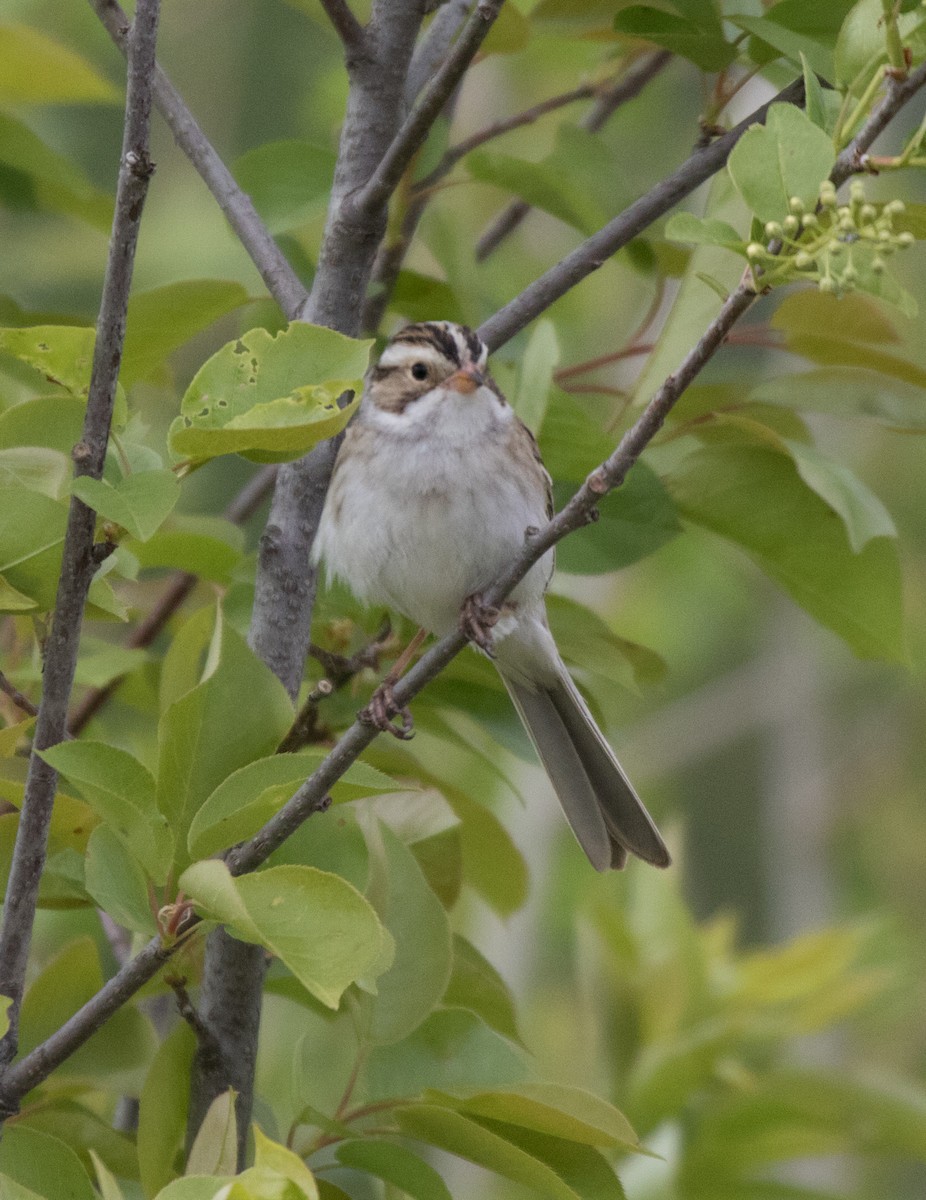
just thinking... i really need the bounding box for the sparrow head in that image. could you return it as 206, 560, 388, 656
366, 321, 494, 414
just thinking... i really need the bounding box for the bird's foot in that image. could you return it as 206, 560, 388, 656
360, 680, 414, 741
460, 592, 510, 656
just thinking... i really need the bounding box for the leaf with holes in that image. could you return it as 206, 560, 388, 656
168, 323, 372, 465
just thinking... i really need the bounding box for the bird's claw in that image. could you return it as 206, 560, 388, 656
360, 681, 414, 740
460, 592, 502, 656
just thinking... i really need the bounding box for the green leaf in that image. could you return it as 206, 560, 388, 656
0, 1128, 96, 1200
476, 1120, 628, 1200
186, 1092, 238, 1178
512, 319, 559, 432
0, 396, 87, 455
89, 1150, 128, 1200
39, 741, 173, 884
0, 447, 68, 499
547, 595, 666, 693
0, 1174, 46, 1200
613, 7, 735, 70
233, 1126, 319, 1199
0, 327, 125, 421
388, 271, 465, 326
785, 439, 896, 552
138, 1023, 196, 1198
727, 103, 836, 224
443, 788, 528, 917
122, 280, 251, 386
801, 53, 827, 128
0, 996, 9, 1039
668, 444, 905, 661
751, 367, 926, 429
84, 824, 158, 935
366, 1008, 527, 1101
0, 486, 67, 612
188, 752, 398, 859
157, 616, 293, 870
179, 860, 392, 1008
364, 822, 453, 1044
71, 470, 180, 541
23, 1109, 136, 1187
443, 934, 523, 1046
131, 515, 244, 581
233, 141, 336, 234
394, 1105, 591, 1200
335, 1140, 451, 1200
434, 1084, 640, 1150
553, 462, 681, 574
0, 24, 119, 103
153, 1179, 229, 1200
773, 288, 903, 345
0, 113, 112, 229
481, 2, 531, 55
730, 0, 857, 82
168, 323, 372, 465
467, 148, 602, 237
664, 212, 746, 249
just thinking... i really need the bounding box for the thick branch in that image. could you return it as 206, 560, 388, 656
349, 0, 506, 216
4, 57, 924, 1113
476, 50, 672, 260
0, 0, 161, 1071
478, 76, 804, 351
89, 0, 307, 319
319, 0, 366, 52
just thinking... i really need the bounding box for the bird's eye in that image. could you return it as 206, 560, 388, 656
410, 362, 429, 381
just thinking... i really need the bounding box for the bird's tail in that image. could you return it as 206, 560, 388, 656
494, 622, 669, 871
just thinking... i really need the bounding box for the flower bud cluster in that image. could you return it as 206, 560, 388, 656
745, 179, 914, 296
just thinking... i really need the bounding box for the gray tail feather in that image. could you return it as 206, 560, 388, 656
501, 669, 670, 872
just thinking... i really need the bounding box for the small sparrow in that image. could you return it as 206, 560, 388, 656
313, 321, 669, 871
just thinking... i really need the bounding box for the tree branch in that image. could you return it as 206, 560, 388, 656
4, 54, 925, 1116
0, 0, 161, 1071
88, 0, 308, 320
348, 0, 506, 217
405, 0, 471, 103
319, 0, 366, 52
475, 50, 672, 261
0, 673, 38, 721
478, 76, 804, 352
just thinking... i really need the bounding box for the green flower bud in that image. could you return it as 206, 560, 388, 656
849, 180, 866, 202
764, 221, 783, 238
746, 242, 765, 260
788, 196, 804, 214
886, 199, 906, 216
841, 264, 858, 284
839, 215, 855, 233
860, 204, 877, 223
878, 229, 892, 243
819, 276, 837, 293
898, 231, 915, 247
783, 215, 800, 235
819, 182, 838, 207
794, 251, 814, 269
801, 213, 819, 230
871, 256, 886, 274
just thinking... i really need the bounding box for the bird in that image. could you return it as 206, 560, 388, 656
312, 321, 670, 871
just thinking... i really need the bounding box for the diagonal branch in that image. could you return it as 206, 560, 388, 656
478, 75, 804, 351
348, 0, 506, 217
475, 50, 672, 261
0, 0, 162, 1072
405, 0, 471, 103
88, 0, 308, 320
319, 0, 366, 52
4, 55, 926, 1116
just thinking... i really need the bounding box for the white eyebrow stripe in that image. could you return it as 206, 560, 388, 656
378, 342, 450, 370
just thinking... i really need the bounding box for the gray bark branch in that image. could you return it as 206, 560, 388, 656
0, 0, 161, 1073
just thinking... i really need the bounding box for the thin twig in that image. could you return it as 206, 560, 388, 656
0, 0, 162, 1072
88, 0, 308, 320
318, 0, 366, 52
0, 673, 38, 721
405, 0, 471, 103
475, 50, 672, 260
417, 81, 600, 189
3, 57, 925, 1115
478, 76, 805, 351
349, 0, 506, 217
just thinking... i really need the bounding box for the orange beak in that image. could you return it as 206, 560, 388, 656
445, 364, 485, 394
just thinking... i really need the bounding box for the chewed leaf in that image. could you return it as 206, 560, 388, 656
168, 323, 372, 465
0, 326, 127, 426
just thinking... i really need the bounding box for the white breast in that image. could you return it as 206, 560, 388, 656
313, 384, 553, 635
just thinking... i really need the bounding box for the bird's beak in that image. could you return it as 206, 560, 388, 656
445, 364, 486, 394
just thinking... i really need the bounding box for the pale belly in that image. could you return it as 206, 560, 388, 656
316, 420, 553, 635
